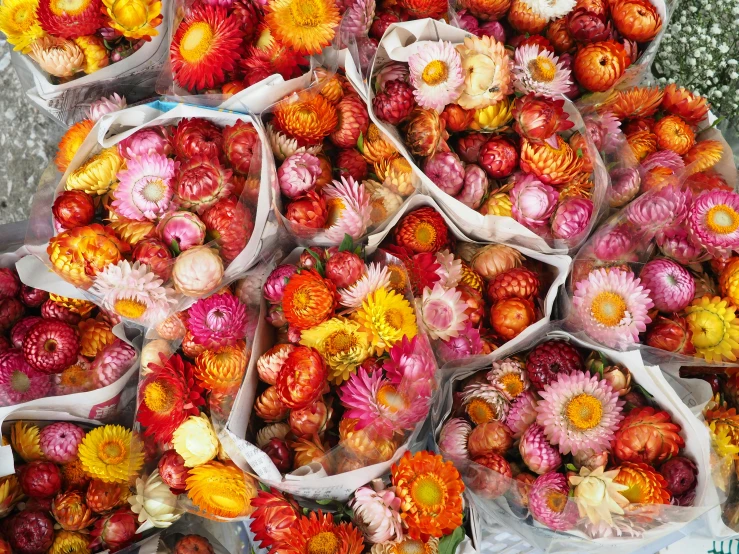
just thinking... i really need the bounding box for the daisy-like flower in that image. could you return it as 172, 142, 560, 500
520, 0, 576, 21
434, 250, 462, 288
685, 296, 739, 363
571, 268, 654, 349
300, 317, 372, 384
340, 263, 391, 308
688, 190, 739, 256
323, 177, 373, 243
350, 485, 403, 544
78, 424, 145, 484
528, 472, 577, 531
383, 335, 436, 397
420, 284, 468, 341
408, 41, 464, 112
513, 45, 573, 99
187, 293, 249, 349
487, 358, 529, 401
461, 381, 509, 424
569, 465, 629, 526
455, 35, 512, 110
90, 261, 176, 326
276, 511, 364, 554
536, 370, 623, 456
265, 0, 340, 55
353, 287, 417, 355
186, 461, 257, 519
29, 36, 84, 78
111, 153, 177, 221
0, 0, 44, 53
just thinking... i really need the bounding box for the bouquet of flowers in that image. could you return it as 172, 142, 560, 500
369, 19, 607, 253
435, 329, 711, 550
116, 520, 243, 554
0, 419, 149, 553
247, 450, 473, 554
370, 197, 570, 365
265, 67, 418, 246
241, 243, 437, 498
25, 102, 271, 329
135, 273, 262, 521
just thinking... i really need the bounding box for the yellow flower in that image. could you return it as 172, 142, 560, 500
172, 415, 218, 467
352, 287, 417, 355
74, 35, 109, 74
11, 421, 44, 462
49, 294, 96, 316
480, 192, 513, 217
265, 0, 340, 55
377, 155, 417, 197
66, 147, 124, 196
48, 531, 90, 554
102, 0, 161, 39
300, 317, 371, 384
0, 0, 44, 53
78, 425, 144, 484
685, 296, 739, 363
471, 98, 512, 131
186, 461, 257, 518
0, 475, 23, 518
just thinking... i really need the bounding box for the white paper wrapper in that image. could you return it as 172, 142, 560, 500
432, 326, 716, 554
368, 19, 609, 255
23, 101, 278, 324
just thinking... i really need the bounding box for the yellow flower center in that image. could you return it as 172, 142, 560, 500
546, 490, 567, 513
324, 329, 356, 355
114, 297, 148, 319
391, 157, 412, 174
590, 291, 627, 328
377, 384, 406, 413
307, 531, 339, 554
11, 4, 34, 28
326, 197, 345, 227
289, 0, 324, 28
109, 0, 150, 30
371, 199, 389, 222
466, 398, 495, 425
50, 0, 90, 16
396, 540, 426, 554
689, 309, 727, 348
706, 204, 739, 235
413, 222, 436, 248
422, 60, 448, 86
144, 381, 176, 413
11, 370, 30, 393
528, 57, 557, 83
98, 439, 126, 465
180, 21, 214, 63
383, 307, 404, 330
291, 289, 311, 311
411, 474, 444, 509
498, 373, 525, 398
367, 124, 382, 142
44, 339, 59, 353
387, 265, 407, 292
60, 365, 89, 387
141, 178, 167, 202
565, 393, 603, 430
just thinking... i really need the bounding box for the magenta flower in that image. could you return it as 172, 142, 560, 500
510, 173, 559, 229
437, 321, 483, 360
424, 152, 465, 196
278, 152, 322, 199
187, 293, 249, 349
688, 190, 739, 255
456, 165, 489, 209
639, 258, 695, 313
657, 225, 707, 264
156, 211, 206, 252
592, 225, 637, 262
263, 264, 298, 304
529, 472, 578, 531
551, 197, 593, 242
118, 126, 173, 159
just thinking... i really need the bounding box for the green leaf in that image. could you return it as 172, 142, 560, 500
357, 131, 365, 153
633, 383, 654, 399
258, 482, 271, 492
576, 148, 584, 158
438, 526, 466, 554
316, 498, 334, 505
565, 463, 578, 472
306, 248, 325, 275
339, 234, 354, 252
170, 239, 181, 256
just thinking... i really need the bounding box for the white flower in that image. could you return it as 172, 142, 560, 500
520, 0, 576, 21
434, 249, 463, 288
420, 283, 468, 341
340, 263, 391, 308
129, 469, 184, 533
512, 45, 573, 98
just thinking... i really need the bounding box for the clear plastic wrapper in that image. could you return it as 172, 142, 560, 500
432, 325, 716, 554
368, 19, 609, 254
22, 100, 276, 330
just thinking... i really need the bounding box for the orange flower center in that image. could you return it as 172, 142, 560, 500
390, 157, 412, 176
307, 531, 339, 554
377, 384, 407, 413
291, 288, 312, 311
410, 474, 445, 510
706, 204, 739, 235
11, 4, 34, 28
60, 365, 89, 387
413, 222, 436, 248
395, 540, 427, 554
565, 393, 603, 430
114, 297, 148, 319
289, 0, 323, 28
180, 22, 214, 64
98, 439, 126, 465
466, 398, 495, 425
144, 381, 176, 413
44, 339, 58, 353
590, 291, 627, 327
498, 372, 525, 398
422, 60, 449, 86
371, 199, 389, 222
528, 57, 557, 83
50, 0, 91, 16
387, 264, 407, 292
367, 124, 382, 142
325, 197, 345, 227
324, 329, 356, 355
546, 490, 567, 513
10, 370, 30, 393
383, 307, 404, 330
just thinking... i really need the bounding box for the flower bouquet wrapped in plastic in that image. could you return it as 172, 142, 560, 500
23, 101, 274, 330
3, 0, 169, 125
216, 242, 437, 500
433, 327, 715, 553
369, 19, 608, 253
264, 66, 421, 246
247, 450, 478, 554
134, 267, 266, 521
366, 194, 570, 366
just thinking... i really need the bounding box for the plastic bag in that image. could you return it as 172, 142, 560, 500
365, 193, 571, 369
432, 325, 716, 554
218, 243, 438, 501
368, 19, 609, 254
22, 100, 277, 329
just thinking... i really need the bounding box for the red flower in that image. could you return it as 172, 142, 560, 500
249, 489, 301, 548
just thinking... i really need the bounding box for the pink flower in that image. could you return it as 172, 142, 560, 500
88, 93, 127, 123
529, 472, 578, 531
423, 152, 465, 197
657, 225, 706, 264
350, 485, 403, 543
383, 335, 436, 396
439, 417, 471, 459
118, 126, 173, 159
375, 62, 409, 92
187, 293, 249, 349
421, 284, 469, 341
456, 165, 489, 209
592, 225, 636, 261
551, 197, 593, 242
112, 154, 178, 221
278, 153, 322, 199
504, 390, 538, 438
437, 321, 483, 360
263, 264, 297, 304
625, 184, 690, 230
0, 349, 51, 405
641, 150, 685, 173
323, 177, 372, 243
519, 423, 562, 475
39, 422, 85, 463
688, 190, 739, 256
156, 211, 206, 252
510, 173, 559, 228
608, 168, 641, 208
639, 258, 695, 313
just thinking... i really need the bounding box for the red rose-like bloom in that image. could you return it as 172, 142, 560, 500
263, 438, 294, 472
330, 94, 370, 149
479, 137, 518, 179
282, 269, 337, 329
456, 132, 488, 164
132, 239, 173, 282
566, 8, 612, 43
20, 461, 62, 498
513, 94, 574, 144
325, 251, 365, 289
613, 406, 685, 464
201, 196, 254, 263
383, 245, 440, 296
174, 536, 215, 554
223, 120, 260, 175
6, 510, 54, 554
0, 269, 20, 300
158, 450, 190, 493
175, 156, 233, 212
89, 508, 139, 552
336, 149, 368, 182
22, 320, 80, 374
645, 314, 695, 355
20, 285, 49, 308
52, 191, 95, 230
276, 346, 327, 409
173, 118, 224, 161
373, 80, 416, 125
249, 488, 300, 548
441, 104, 475, 133
286, 192, 329, 231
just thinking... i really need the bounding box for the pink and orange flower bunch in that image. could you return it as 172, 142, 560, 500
268, 69, 416, 244
0, 266, 136, 405
371, 37, 599, 247
438, 340, 697, 538
0, 0, 161, 81
47, 115, 262, 327
248, 450, 465, 553
383, 205, 551, 361
0, 420, 146, 553
253, 243, 437, 475
136, 281, 259, 520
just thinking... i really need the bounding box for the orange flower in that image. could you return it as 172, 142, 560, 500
683, 140, 724, 175
282, 269, 337, 329
519, 136, 583, 185
391, 451, 465, 540
49, 293, 96, 316
74, 35, 109, 74
339, 418, 397, 464
360, 124, 397, 164
626, 129, 658, 161
55, 119, 94, 173
393, 206, 449, 253
606, 86, 664, 119
568, 133, 593, 173
661, 83, 710, 124
254, 386, 290, 422
653, 115, 695, 155
186, 461, 257, 519
195, 342, 248, 392
507, 0, 547, 34
276, 346, 327, 410
686, 170, 733, 195
546, 17, 574, 54
459, 0, 510, 21
611, 0, 662, 42
573, 40, 630, 92
613, 462, 670, 504
460, 263, 484, 293
641, 166, 675, 193
276, 511, 364, 554
78, 318, 115, 358
273, 93, 338, 146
